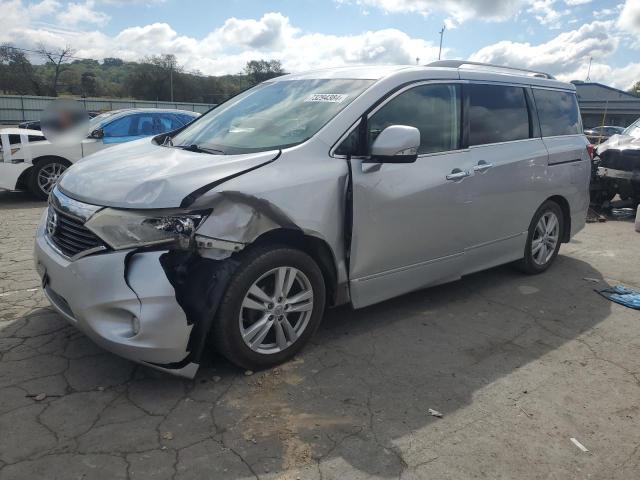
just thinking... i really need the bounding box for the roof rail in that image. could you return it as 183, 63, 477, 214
427, 60, 555, 80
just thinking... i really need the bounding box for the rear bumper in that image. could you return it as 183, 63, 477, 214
34, 211, 198, 377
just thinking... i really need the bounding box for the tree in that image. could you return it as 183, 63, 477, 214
629, 81, 640, 98
0, 44, 42, 94
103, 57, 124, 67
36, 43, 75, 96
124, 54, 181, 101
244, 59, 285, 85
81, 72, 97, 97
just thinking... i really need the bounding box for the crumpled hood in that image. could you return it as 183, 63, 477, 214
596, 134, 640, 171
597, 134, 640, 155
59, 138, 279, 209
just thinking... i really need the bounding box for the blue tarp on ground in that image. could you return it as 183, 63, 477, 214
597, 285, 640, 310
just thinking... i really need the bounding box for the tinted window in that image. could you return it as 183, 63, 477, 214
469, 84, 530, 145
533, 89, 581, 137
157, 114, 183, 132
368, 84, 461, 155
134, 114, 156, 136
103, 116, 133, 137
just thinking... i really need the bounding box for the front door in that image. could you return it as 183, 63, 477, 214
347, 82, 471, 308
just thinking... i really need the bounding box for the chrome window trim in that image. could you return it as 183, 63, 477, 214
468, 137, 542, 149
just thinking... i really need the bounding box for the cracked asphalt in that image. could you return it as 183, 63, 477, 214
1, 190, 639, 480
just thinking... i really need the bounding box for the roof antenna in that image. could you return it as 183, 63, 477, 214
586, 56, 592, 81
438, 26, 446, 60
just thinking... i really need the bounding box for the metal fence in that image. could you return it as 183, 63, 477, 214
0, 95, 216, 124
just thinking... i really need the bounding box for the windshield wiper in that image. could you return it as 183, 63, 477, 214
173, 144, 225, 154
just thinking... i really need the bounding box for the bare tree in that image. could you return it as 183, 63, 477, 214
36, 44, 75, 96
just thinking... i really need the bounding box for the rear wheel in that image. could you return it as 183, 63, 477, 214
213, 246, 326, 370
515, 201, 564, 274
28, 158, 69, 200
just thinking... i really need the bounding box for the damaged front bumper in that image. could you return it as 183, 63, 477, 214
34, 211, 200, 378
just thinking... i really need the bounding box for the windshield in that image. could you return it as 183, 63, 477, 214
171, 79, 374, 154
623, 119, 640, 138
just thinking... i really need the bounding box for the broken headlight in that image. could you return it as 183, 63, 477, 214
85, 208, 208, 250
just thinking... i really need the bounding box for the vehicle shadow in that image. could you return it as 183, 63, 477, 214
0, 191, 44, 209
0, 254, 612, 478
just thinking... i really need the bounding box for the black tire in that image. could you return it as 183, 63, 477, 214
28, 158, 69, 200
212, 246, 326, 371
515, 200, 564, 275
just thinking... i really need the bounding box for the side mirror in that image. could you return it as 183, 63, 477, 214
90, 128, 104, 139
369, 125, 420, 163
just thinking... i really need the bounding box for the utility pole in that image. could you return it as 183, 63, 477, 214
438, 25, 445, 61
586, 57, 592, 82
170, 65, 174, 102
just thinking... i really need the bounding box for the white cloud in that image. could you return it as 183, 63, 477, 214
0, 4, 442, 74
207, 12, 299, 50
336, 0, 526, 26
469, 19, 640, 89
527, 0, 568, 28
617, 0, 640, 36
564, 0, 591, 5
2, 0, 639, 91
56, 1, 110, 26
470, 20, 618, 77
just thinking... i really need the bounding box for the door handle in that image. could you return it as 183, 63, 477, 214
473, 161, 493, 173
446, 169, 470, 181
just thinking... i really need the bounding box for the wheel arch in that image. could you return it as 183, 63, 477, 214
32, 155, 73, 167
16, 156, 72, 190
249, 228, 342, 307
544, 195, 571, 243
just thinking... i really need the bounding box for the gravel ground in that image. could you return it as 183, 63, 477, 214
0, 190, 639, 480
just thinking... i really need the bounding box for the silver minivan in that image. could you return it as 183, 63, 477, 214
34, 61, 591, 377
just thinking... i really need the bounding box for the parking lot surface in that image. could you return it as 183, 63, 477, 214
0, 191, 639, 480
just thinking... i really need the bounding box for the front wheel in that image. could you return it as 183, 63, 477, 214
515, 201, 564, 274
28, 158, 69, 200
212, 246, 326, 370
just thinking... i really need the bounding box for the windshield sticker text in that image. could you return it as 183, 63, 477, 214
304, 93, 348, 103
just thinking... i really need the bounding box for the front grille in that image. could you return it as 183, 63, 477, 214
47, 206, 106, 258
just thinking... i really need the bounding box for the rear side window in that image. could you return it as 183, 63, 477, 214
533, 89, 581, 137
468, 84, 530, 146
368, 83, 461, 155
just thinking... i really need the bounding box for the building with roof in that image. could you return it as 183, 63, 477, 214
572, 81, 640, 129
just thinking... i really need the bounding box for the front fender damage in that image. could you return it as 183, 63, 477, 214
123, 191, 301, 377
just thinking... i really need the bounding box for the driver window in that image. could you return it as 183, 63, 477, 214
368, 84, 461, 155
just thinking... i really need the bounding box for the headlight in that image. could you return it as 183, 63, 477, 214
85, 208, 209, 250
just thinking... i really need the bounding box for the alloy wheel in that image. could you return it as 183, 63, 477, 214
37, 163, 66, 195
531, 211, 559, 266
239, 266, 314, 355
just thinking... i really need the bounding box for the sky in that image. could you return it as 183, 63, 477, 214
2, 0, 640, 89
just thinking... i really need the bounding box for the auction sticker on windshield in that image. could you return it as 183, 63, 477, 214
304, 93, 348, 103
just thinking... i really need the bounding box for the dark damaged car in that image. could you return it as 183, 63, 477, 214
592, 118, 640, 205
34, 63, 590, 377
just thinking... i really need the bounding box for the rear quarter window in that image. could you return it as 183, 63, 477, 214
468, 84, 530, 146
533, 89, 581, 137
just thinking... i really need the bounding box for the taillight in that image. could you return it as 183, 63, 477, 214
586, 144, 594, 160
